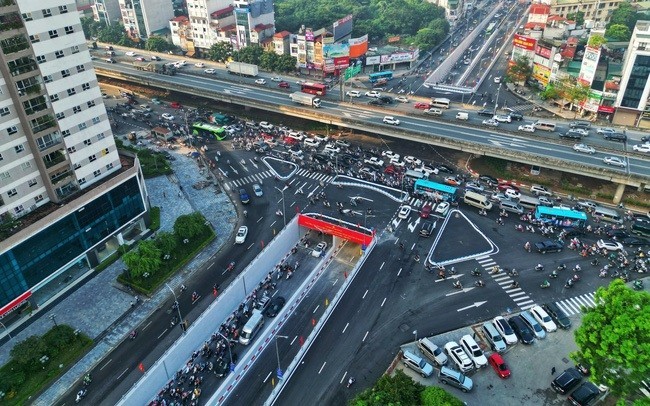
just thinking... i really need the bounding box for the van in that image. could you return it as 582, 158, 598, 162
593, 206, 623, 224
404, 169, 426, 180
424, 108, 443, 116
239, 309, 265, 345
500, 200, 524, 214
520, 310, 546, 340
402, 350, 434, 377
533, 120, 556, 132
482, 322, 507, 353
569, 120, 591, 130
463, 191, 493, 210
419, 221, 436, 237
518, 195, 540, 210
417, 337, 448, 366
456, 112, 469, 120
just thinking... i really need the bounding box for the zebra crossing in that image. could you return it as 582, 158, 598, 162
476, 256, 535, 310
555, 292, 597, 316
224, 168, 335, 190
294, 169, 334, 183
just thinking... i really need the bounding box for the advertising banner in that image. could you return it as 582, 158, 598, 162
348, 34, 368, 58
332, 14, 353, 41
323, 42, 349, 59
598, 105, 616, 113
365, 55, 381, 65
388, 52, 414, 62
333, 56, 350, 68
298, 214, 373, 246
513, 34, 536, 51
535, 45, 552, 59
577, 46, 600, 87
532, 63, 551, 86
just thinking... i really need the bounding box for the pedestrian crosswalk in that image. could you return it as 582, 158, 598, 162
555, 292, 597, 316
224, 168, 335, 190
294, 169, 334, 183
476, 256, 535, 310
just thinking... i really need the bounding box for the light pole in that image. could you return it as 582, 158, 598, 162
413, 330, 418, 342
494, 83, 502, 115
0, 321, 11, 340
274, 186, 287, 226
49, 314, 58, 327
165, 283, 184, 332
275, 335, 289, 380
217, 332, 235, 371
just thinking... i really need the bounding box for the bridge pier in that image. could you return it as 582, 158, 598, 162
613, 183, 626, 204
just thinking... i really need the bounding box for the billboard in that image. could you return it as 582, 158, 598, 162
323, 42, 349, 59
388, 51, 415, 62
577, 46, 600, 87
532, 63, 551, 86
513, 34, 536, 51
298, 214, 373, 246
305, 30, 314, 42
333, 56, 350, 68
366, 55, 381, 65
535, 45, 552, 59
348, 34, 368, 58
332, 14, 353, 41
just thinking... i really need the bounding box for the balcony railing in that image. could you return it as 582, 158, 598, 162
1, 35, 29, 55
44, 150, 67, 168
0, 13, 23, 31
8, 57, 37, 77
0, 0, 17, 6
50, 169, 72, 186
30, 115, 56, 134
37, 132, 62, 151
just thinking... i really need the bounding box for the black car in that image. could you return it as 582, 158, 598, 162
603, 132, 627, 142
477, 109, 493, 117
508, 315, 535, 345
618, 236, 649, 247
568, 382, 600, 406
551, 367, 583, 394
313, 153, 330, 163
508, 112, 524, 121
535, 240, 563, 253
542, 302, 571, 329
378, 96, 393, 104
479, 174, 498, 186
436, 164, 454, 174
265, 296, 286, 317
607, 229, 629, 239
564, 227, 586, 238
560, 131, 584, 139
368, 99, 382, 106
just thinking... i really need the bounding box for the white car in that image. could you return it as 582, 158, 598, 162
365, 91, 381, 98
394, 96, 409, 103
459, 335, 488, 368
492, 114, 511, 123
259, 121, 274, 130
403, 156, 422, 166
161, 113, 175, 121
204, 68, 216, 74
194, 62, 205, 68
573, 143, 596, 154
572, 128, 589, 136
603, 156, 626, 167
383, 116, 400, 125
530, 305, 557, 333
444, 341, 474, 373
493, 316, 518, 345
174, 60, 187, 67
303, 138, 320, 148
390, 157, 405, 167
518, 124, 535, 132
311, 241, 328, 257
435, 202, 450, 216
255, 78, 267, 85
270, 76, 282, 82
253, 183, 263, 197
596, 239, 623, 251
363, 157, 384, 167
398, 205, 411, 219
597, 127, 616, 135
323, 144, 341, 154
482, 119, 499, 127
125, 51, 137, 57
314, 134, 329, 142
335, 139, 351, 148
632, 144, 650, 153
494, 76, 501, 83
346, 90, 361, 97
235, 226, 248, 244
504, 188, 520, 200
382, 150, 400, 160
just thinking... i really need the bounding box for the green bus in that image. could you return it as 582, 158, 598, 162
486, 22, 496, 35
192, 122, 227, 140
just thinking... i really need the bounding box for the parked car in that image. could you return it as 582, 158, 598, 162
493, 316, 518, 345
543, 303, 572, 329
568, 382, 600, 405
265, 296, 286, 317
444, 341, 474, 373
417, 337, 447, 366
439, 366, 473, 392
530, 305, 557, 332
552, 367, 583, 394
508, 315, 535, 345
459, 335, 487, 368
488, 353, 511, 378
402, 350, 434, 377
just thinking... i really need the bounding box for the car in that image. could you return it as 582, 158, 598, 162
504, 188, 520, 200
560, 130, 584, 139
465, 182, 484, 193
530, 185, 552, 197
606, 229, 629, 239
259, 121, 274, 130
161, 113, 175, 120
444, 176, 462, 186
493, 114, 511, 123
573, 143, 596, 154
345, 90, 361, 97
335, 139, 351, 148
403, 155, 422, 166
394, 96, 409, 103
254, 78, 266, 85
194, 62, 205, 68
420, 204, 432, 218
416, 165, 438, 176
443, 341, 474, 373
542, 302, 572, 330
324, 144, 341, 155
203, 68, 216, 74
235, 226, 248, 244
105, 58, 116, 63
239, 188, 250, 204
414, 102, 430, 109
494, 76, 501, 83
493, 316, 518, 345
518, 124, 535, 132
398, 205, 411, 219
436, 164, 454, 174
439, 366, 473, 392
571, 128, 590, 136
459, 334, 487, 368
265, 296, 286, 317
134, 57, 146, 62
596, 239, 623, 251
175, 60, 187, 67
423, 108, 443, 116
359, 167, 376, 177
402, 350, 434, 377
367, 99, 382, 106
509, 112, 524, 121
378, 96, 393, 104
568, 381, 600, 406
479, 174, 498, 186
383, 116, 400, 125
214, 358, 231, 378
365, 90, 381, 98
170, 101, 182, 109
435, 202, 450, 216
530, 305, 557, 332
490, 192, 510, 203
575, 199, 597, 211
508, 315, 535, 345
552, 367, 583, 394
363, 157, 384, 167
482, 119, 499, 127
125, 51, 137, 56
477, 109, 494, 116
150, 55, 161, 61
252, 183, 263, 197
278, 81, 290, 88
596, 127, 616, 135
417, 337, 448, 366
382, 150, 400, 160
618, 236, 649, 247
270, 76, 282, 82
488, 353, 511, 378
603, 132, 627, 141
633, 143, 650, 153
311, 241, 328, 257
535, 240, 563, 253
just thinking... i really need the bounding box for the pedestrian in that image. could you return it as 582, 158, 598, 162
551, 366, 556, 375
163, 191, 166, 198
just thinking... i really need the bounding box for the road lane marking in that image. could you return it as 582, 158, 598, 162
290, 336, 297, 345
141, 320, 152, 331
318, 362, 327, 374
381, 297, 387, 307
363, 289, 369, 299
263, 370, 272, 383
342, 323, 349, 334
100, 359, 112, 370
313, 305, 320, 314
380, 262, 385, 270
157, 329, 167, 339
332, 278, 339, 285
246, 242, 255, 250
362, 331, 369, 342
116, 368, 129, 380
256, 216, 264, 223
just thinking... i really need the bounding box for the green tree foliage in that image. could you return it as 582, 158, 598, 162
506, 56, 532, 84
173, 212, 209, 241
42, 325, 77, 353
276, 54, 298, 72
97, 22, 128, 44
259, 50, 280, 71
414, 27, 445, 50
123, 239, 162, 278
155, 231, 177, 256
572, 279, 650, 400
587, 34, 607, 48
80, 17, 106, 40
10, 336, 48, 371
350, 370, 424, 405
145, 36, 176, 53
208, 42, 233, 62
539, 83, 560, 100
607, 2, 640, 32
605, 24, 632, 41
566, 11, 585, 26
421, 386, 465, 406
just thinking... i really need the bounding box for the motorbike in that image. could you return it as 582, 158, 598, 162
478, 209, 487, 216
524, 242, 532, 253
509, 281, 519, 289
515, 224, 524, 232
452, 281, 463, 289
83, 373, 92, 386
549, 270, 558, 279
556, 264, 567, 272
474, 280, 485, 287
572, 274, 581, 282
535, 264, 544, 272
489, 266, 501, 275
565, 279, 574, 289
76, 389, 87, 403
591, 258, 600, 266
471, 268, 482, 276
347, 377, 356, 388
129, 330, 137, 340
276, 210, 283, 217
226, 261, 235, 272
574, 265, 582, 272
286, 270, 293, 280
540, 280, 551, 289
633, 280, 644, 290
507, 269, 518, 277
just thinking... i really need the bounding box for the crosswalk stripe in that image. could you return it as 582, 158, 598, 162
520, 303, 536, 311
516, 299, 534, 306
508, 291, 526, 297
559, 300, 580, 315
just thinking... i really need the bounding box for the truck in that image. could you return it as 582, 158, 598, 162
289, 92, 321, 108
133, 61, 175, 76
226, 61, 258, 77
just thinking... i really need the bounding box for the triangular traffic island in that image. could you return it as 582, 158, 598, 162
262, 157, 298, 180
428, 209, 497, 266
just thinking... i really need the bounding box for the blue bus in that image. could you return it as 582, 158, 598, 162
414, 179, 457, 201
369, 71, 393, 83
535, 206, 587, 228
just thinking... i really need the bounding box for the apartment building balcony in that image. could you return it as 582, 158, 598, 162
8, 56, 38, 78
1, 34, 30, 55
0, 12, 23, 33
30, 114, 57, 134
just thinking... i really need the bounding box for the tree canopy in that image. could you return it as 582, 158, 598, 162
607, 2, 640, 32
605, 24, 632, 42
145, 36, 177, 53
572, 279, 650, 400
506, 56, 532, 84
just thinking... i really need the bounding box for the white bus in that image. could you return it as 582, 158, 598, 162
239, 309, 265, 345
430, 98, 451, 109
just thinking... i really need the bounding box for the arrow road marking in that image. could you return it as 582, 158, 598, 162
408, 217, 420, 233
457, 301, 488, 312
445, 287, 475, 296
434, 274, 464, 283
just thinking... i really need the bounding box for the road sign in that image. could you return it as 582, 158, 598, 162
277, 368, 283, 379
230, 362, 235, 372
344, 65, 361, 81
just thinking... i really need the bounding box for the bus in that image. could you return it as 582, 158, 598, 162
631, 217, 650, 237
430, 98, 451, 109
192, 122, 227, 140
486, 22, 496, 35
535, 206, 587, 228
414, 179, 457, 201
301, 82, 327, 96
369, 71, 393, 83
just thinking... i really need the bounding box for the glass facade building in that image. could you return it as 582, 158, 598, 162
620, 54, 650, 109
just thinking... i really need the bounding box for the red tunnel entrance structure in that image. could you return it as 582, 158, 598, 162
298, 214, 374, 246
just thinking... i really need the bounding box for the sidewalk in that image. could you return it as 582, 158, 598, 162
0, 143, 237, 404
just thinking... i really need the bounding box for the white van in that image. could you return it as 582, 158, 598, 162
239, 309, 265, 345
404, 169, 426, 180
456, 112, 469, 120
533, 120, 556, 132
518, 195, 540, 210
593, 206, 623, 224
500, 200, 524, 214
463, 191, 493, 210
424, 108, 443, 116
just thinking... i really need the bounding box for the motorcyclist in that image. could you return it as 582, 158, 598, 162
347, 377, 356, 387
243, 210, 248, 218
510, 281, 519, 288
535, 263, 544, 271
550, 270, 558, 278
574, 264, 581, 272
475, 280, 485, 287
524, 241, 531, 252
452, 281, 462, 289
541, 280, 550, 288
76, 389, 86, 403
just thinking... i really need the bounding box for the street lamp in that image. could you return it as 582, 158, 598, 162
275, 335, 289, 380
494, 83, 502, 115
49, 314, 58, 327
165, 283, 184, 332
274, 186, 287, 226
216, 332, 235, 372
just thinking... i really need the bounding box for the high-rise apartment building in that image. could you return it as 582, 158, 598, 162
549, 0, 623, 26
92, 0, 121, 26
233, 0, 275, 50
0, 0, 149, 320
614, 20, 650, 127
118, 0, 174, 40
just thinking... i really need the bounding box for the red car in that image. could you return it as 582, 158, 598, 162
414, 102, 430, 110
278, 81, 290, 88
420, 204, 432, 218
170, 101, 182, 109
488, 353, 511, 379
135, 57, 146, 62
497, 183, 520, 192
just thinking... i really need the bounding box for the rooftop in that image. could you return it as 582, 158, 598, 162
530, 4, 550, 14
211, 5, 234, 19
253, 23, 274, 32
274, 30, 291, 39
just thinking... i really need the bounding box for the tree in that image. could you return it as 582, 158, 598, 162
414, 28, 445, 50
506, 56, 532, 84
566, 11, 585, 26
572, 279, 650, 400
155, 231, 177, 256
145, 36, 176, 53
351, 370, 423, 405
605, 24, 631, 41
122, 239, 162, 278
607, 2, 640, 32
421, 386, 464, 406
232, 45, 265, 65
80, 17, 106, 40
539, 84, 560, 101
275, 54, 297, 72
173, 212, 208, 241
587, 34, 607, 48
259, 50, 279, 71
97, 22, 127, 44
10, 335, 48, 371
208, 42, 233, 62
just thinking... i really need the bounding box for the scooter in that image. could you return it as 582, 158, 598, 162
507, 269, 518, 277
452, 281, 463, 289
549, 270, 558, 279
76, 389, 87, 403
633, 280, 644, 290
347, 377, 356, 388
129, 330, 137, 340
540, 280, 551, 289
471, 268, 482, 276
474, 280, 485, 287
564, 279, 574, 289
535, 264, 544, 272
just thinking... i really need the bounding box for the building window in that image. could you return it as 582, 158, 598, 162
34, 194, 43, 202
87, 101, 95, 108
78, 123, 87, 130
50, 94, 59, 102
93, 169, 101, 177
14, 205, 24, 214
106, 162, 114, 170
92, 116, 100, 124
102, 147, 109, 155
61, 69, 70, 78
22, 12, 33, 21
42, 9, 52, 17
76, 64, 85, 73
48, 30, 58, 39
74, 162, 81, 169
43, 75, 53, 83
84, 138, 92, 146
67, 88, 76, 96
21, 161, 31, 170
67, 146, 76, 153
8, 126, 18, 135
0, 107, 9, 117
36, 55, 46, 63
88, 154, 96, 162
15, 144, 24, 153
73, 106, 81, 114
97, 132, 105, 140
62, 129, 70, 137
55, 50, 64, 59
65, 26, 74, 34
71, 45, 79, 54
82, 83, 90, 91
78, 177, 86, 185
59, 5, 68, 13
0, 172, 9, 180
30, 34, 40, 43
28, 179, 37, 187
56, 112, 65, 119
8, 189, 17, 197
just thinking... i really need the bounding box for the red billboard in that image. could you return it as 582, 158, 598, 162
513, 34, 536, 51
0, 290, 32, 317
333, 56, 350, 68
535, 45, 552, 59
298, 214, 373, 246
